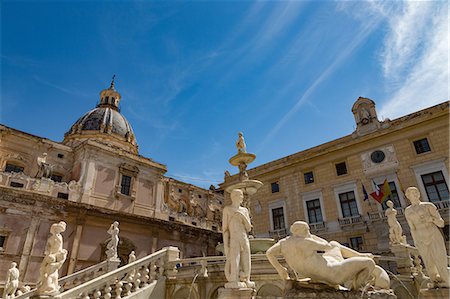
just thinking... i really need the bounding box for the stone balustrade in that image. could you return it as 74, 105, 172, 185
368, 207, 405, 221
54, 246, 179, 299
13, 260, 112, 299
338, 214, 363, 227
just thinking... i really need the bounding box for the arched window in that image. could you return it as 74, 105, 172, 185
4, 163, 24, 173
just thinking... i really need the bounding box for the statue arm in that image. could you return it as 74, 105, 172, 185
266, 242, 289, 280
428, 204, 444, 227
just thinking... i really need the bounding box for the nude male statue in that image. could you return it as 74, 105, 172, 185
222, 189, 254, 289
404, 187, 449, 288
266, 221, 376, 290
3, 262, 20, 299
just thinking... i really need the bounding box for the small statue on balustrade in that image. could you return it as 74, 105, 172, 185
3, 262, 20, 299
385, 200, 406, 244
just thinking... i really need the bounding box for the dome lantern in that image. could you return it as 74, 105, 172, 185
98, 75, 121, 111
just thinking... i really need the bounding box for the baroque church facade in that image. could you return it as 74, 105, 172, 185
0, 80, 223, 285
221, 98, 449, 259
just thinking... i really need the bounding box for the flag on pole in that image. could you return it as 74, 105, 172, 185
370, 179, 391, 204
362, 183, 369, 201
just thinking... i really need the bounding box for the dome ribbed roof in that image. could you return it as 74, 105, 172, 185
63, 78, 138, 153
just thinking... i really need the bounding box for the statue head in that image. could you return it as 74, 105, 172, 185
238, 132, 243, 137
290, 221, 310, 237
113, 221, 119, 227
405, 187, 421, 205
230, 189, 244, 206
386, 200, 394, 208
50, 221, 67, 234
10, 262, 17, 268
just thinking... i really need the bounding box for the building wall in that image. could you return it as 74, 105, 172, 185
221, 100, 449, 254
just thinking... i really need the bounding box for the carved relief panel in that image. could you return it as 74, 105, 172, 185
361, 145, 399, 175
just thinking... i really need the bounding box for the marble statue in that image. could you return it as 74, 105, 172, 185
37, 221, 68, 295
385, 200, 406, 244
222, 189, 254, 289
236, 132, 246, 153
404, 187, 449, 288
128, 250, 136, 263
106, 221, 120, 261
36, 153, 53, 178
3, 262, 20, 299
266, 221, 378, 290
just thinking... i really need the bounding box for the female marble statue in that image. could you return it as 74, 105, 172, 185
385, 200, 406, 244
106, 221, 120, 260
222, 189, 254, 289
37, 221, 68, 295
404, 187, 449, 288
266, 221, 377, 290
236, 132, 246, 153
3, 262, 20, 299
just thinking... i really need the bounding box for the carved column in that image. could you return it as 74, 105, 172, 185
18, 216, 40, 281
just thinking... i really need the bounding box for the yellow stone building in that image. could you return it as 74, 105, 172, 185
221, 98, 449, 256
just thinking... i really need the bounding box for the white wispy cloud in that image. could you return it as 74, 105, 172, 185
258, 11, 383, 150
373, 1, 449, 119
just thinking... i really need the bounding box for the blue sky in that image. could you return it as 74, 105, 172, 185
1, 1, 448, 188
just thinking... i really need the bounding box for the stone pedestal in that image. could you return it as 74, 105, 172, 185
390, 244, 413, 276
284, 281, 397, 299
419, 288, 449, 299
218, 287, 255, 299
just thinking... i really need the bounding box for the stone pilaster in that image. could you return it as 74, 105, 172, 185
18, 216, 40, 280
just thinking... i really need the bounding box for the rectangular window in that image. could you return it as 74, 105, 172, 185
51, 174, 63, 182
304, 171, 314, 184
0, 235, 5, 250
57, 192, 69, 199
121, 175, 132, 196
10, 182, 24, 188
335, 162, 348, 176
350, 236, 363, 251
271, 207, 285, 230
421, 171, 449, 202
413, 138, 431, 154
306, 199, 323, 223
5, 163, 24, 173
271, 182, 280, 193
380, 182, 401, 209
339, 191, 359, 218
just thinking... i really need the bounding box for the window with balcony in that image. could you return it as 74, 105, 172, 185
304, 171, 314, 184
339, 191, 359, 218
335, 162, 347, 176
306, 199, 323, 224
413, 138, 431, 154
350, 236, 363, 251
120, 175, 132, 196
271, 207, 285, 230
271, 182, 280, 193
4, 163, 24, 173
421, 171, 449, 202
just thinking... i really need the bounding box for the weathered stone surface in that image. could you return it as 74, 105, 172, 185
419, 288, 450, 299
284, 281, 397, 299
218, 287, 255, 299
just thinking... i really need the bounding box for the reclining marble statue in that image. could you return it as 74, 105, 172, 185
404, 187, 449, 288
266, 221, 390, 290
37, 221, 68, 295
222, 189, 255, 289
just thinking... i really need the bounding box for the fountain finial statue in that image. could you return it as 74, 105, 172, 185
236, 132, 246, 153
404, 187, 449, 288
222, 189, 254, 289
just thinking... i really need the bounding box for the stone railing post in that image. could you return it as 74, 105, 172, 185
107, 259, 120, 272
162, 246, 179, 278
390, 244, 414, 276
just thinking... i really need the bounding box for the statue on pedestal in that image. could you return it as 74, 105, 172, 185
36, 153, 53, 179
37, 221, 68, 295
106, 221, 120, 261
222, 189, 254, 289
236, 132, 246, 153
3, 262, 19, 299
385, 200, 406, 244
266, 221, 388, 291
404, 187, 449, 288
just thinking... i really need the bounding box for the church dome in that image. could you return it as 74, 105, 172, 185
63, 77, 138, 153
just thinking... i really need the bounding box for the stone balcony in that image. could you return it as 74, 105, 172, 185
0, 171, 81, 201
268, 228, 288, 240
338, 214, 364, 229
